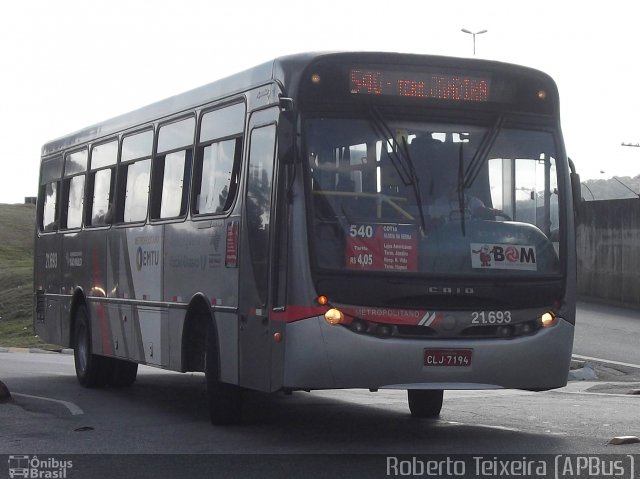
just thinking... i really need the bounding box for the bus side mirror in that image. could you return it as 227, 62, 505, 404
278, 102, 296, 164
568, 158, 581, 215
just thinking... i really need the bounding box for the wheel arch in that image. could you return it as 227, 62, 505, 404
181, 294, 217, 373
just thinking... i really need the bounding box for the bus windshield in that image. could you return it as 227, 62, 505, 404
304, 115, 562, 277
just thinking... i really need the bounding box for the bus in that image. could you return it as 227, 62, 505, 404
34, 52, 580, 425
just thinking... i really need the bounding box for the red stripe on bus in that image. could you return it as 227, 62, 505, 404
269, 305, 433, 325
270, 306, 328, 322
92, 249, 113, 355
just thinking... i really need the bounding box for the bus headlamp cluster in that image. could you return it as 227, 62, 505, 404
324, 308, 344, 325
318, 295, 559, 337
318, 295, 345, 325
540, 311, 557, 328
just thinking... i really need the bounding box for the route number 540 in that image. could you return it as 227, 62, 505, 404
349, 225, 374, 238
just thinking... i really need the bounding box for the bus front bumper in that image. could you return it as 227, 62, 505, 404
282, 316, 574, 391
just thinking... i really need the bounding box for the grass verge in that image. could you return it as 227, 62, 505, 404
0, 203, 55, 349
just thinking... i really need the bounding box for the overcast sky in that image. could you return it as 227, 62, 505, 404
1, 0, 639, 203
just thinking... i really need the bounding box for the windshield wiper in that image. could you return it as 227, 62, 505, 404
463, 115, 504, 189
457, 142, 467, 237
365, 106, 427, 233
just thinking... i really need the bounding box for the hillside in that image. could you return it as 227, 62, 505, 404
0, 203, 39, 346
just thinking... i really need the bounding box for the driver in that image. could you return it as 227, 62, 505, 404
409, 136, 504, 224
425, 156, 485, 220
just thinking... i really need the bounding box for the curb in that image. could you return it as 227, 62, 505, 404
0, 347, 74, 354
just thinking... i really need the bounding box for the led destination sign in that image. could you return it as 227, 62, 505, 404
350, 68, 490, 102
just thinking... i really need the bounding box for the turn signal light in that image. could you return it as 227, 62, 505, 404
324, 308, 344, 325
317, 295, 329, 305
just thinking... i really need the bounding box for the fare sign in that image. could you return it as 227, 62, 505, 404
345, 224, 418, 272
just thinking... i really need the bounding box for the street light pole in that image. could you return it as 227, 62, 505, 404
461, 28, 488, 55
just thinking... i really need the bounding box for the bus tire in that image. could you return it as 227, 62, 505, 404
205, 322, 242, 425
109, 359, 138, 388
407, 389, 443, 418
73, 305, 109, 388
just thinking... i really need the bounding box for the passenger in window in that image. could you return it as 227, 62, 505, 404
104, 203, 114, 224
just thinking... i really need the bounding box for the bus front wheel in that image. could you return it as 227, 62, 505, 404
205, 323, 243, 425
407, 389, 443, 418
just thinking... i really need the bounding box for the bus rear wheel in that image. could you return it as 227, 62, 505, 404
407, 389, 443, 418
73, 305, 109, 388
205, 323, 243, 425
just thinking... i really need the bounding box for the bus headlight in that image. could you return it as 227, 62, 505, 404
324, 308, 344, 325
541, 311, 557, 327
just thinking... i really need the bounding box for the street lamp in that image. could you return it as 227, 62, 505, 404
461, 28, 488, 55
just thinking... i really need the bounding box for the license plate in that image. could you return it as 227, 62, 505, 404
424, 349, 472, 367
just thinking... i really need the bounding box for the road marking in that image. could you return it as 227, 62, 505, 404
445, 421, 521, 432
572, 354, 640, 370
12, 392, 84, 415
558, 390, 640, 398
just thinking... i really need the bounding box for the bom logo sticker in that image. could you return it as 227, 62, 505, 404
470, 243, 537, 271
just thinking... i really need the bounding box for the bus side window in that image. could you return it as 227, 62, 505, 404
61, 148, 88, 229
87, 139, 118, 227
117, 130, 154, 223
37, 156, 64, 232
121, 159, 151, 223
88, 169, 114, 226
193, 102, 245, 216
194, 138, 241, 214
40, 181, 59, 232
151, 117, 195, 220
154, 150, 192, 219
63, 175, 85, 229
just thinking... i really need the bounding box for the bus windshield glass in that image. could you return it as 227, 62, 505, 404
304, 115, 561, 277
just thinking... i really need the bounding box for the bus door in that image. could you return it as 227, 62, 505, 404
238, 109, 279, 391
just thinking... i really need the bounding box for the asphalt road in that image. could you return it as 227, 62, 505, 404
573, 300, 640, 365
0, 301, 639, 478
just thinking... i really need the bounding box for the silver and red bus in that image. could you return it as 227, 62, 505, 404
34, 52, 579, 424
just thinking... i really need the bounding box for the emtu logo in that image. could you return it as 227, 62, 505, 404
136, 247, 160, 271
